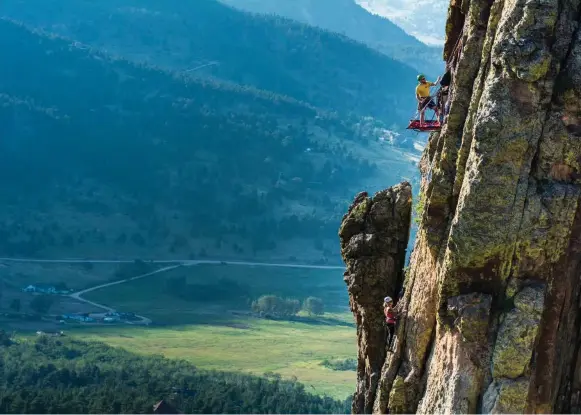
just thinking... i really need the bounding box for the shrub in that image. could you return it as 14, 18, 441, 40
303, 297, 324, 315
321, 358, 357, 371
251, 295, 301, 317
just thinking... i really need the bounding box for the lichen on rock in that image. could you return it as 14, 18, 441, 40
341, 0, 581, 413
339, 183, 412, 414
491, 286, 545, 380
483, 378, 530, 414
447, 292, 492, 343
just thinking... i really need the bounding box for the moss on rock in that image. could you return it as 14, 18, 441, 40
491, 286, 544, 379
483, 378, 530, 413
388, 376, 407, 414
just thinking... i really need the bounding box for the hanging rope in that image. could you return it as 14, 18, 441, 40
447, 34, 463, 67
408, 26, 464, 134
435, 26, 464, 127
426, 149, 437, 183
413, 84, 441, 119
407, 84, 442, 133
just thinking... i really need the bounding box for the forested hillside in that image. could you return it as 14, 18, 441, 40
218, 0, 442, 75
0, 334, 350, 413
0, 19, 417, 261
0, 0, 416, 123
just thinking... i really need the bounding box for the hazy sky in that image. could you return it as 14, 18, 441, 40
356, 0, 448, 45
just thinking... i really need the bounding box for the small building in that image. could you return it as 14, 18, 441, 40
24, 284, 56, 294
62, 314, 94, 322
116, 312, 137, 320
153, 400, 181, 414
23, 284, 71, 295
36, 331, 64, 337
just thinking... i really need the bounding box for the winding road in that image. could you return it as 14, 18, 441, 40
69, 265, 183, 325
0, 257, 345, 270
1, 258, 345, 325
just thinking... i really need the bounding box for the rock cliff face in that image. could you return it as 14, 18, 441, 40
339, 184, 412, 413
341, 0, 581, 413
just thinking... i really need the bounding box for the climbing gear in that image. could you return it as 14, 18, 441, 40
447, 33, 463, 67
385, 320, 397, 353
406, 84, 442, 133
408, 23, 464, 134
385, 309, 397, 325
407, 119, 441, 132
411, 27, 463, 134
384, 296, 393, 304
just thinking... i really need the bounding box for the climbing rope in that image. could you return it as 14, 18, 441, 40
409, 26, 464, 134
426, 150, 437, 183
448, 35, 463, 66
412, 84, 441, 120
446, 22, 465, 68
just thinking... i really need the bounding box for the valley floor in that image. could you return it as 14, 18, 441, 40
68, 314, 356, 399
0, 260, 356, 400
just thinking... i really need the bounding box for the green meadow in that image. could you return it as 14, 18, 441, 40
74, 264, 356, 399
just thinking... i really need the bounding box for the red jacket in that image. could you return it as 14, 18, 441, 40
384, 306, 396, 325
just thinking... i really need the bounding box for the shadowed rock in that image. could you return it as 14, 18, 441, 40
339, 183, 412, 414
341, 0, 581, 413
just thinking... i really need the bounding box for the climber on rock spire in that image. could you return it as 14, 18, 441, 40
383, 296, 398, 352
407, 74, 443, 132
416, 74, 440, 127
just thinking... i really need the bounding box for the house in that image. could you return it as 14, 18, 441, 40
36, 331, 64, 337
23, 284, 57, 294
22, 284, 71, 295
153, 400, 181, 414
62, 314, 94, 322
114, 312, 136, 320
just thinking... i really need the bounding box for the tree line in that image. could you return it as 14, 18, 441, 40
251, 295, 324, 317
0, 0, 415, 123
0, 333, 350, 414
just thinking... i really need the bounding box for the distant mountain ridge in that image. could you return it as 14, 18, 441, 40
0, 0, 420, 124
0, 18, 419, 262
0, 0, 425, 263
356, 0, 448, 46
218, 0, 443, 76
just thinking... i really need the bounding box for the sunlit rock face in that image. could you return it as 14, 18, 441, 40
342, 0, 581, 413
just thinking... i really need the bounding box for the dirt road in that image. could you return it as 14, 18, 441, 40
69, 265, 182, 325
2, 257, 345, 325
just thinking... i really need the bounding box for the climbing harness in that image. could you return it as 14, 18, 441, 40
406, 84, 442, 133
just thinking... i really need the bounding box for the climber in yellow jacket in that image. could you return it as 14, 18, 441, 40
416, 74, 440, 126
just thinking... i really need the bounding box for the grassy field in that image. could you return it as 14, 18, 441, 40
84, 264, 349, 323
70, 314, 356, 399
75, 264, 356, 399
0, 261, 122, 291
